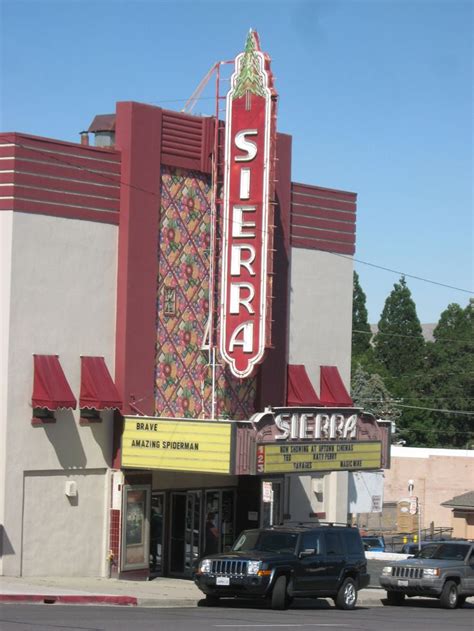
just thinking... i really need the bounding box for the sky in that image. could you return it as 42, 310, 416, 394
1, 0, 472, 324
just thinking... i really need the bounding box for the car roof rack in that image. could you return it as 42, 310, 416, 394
281, 521, 353, 528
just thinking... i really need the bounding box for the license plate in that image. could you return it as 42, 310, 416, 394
397, 580, 408, 587
216, 577, 230, 586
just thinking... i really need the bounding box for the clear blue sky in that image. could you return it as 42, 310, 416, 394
1, 0, 472, 323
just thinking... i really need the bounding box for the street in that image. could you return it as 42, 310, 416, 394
1, 600, 473, 631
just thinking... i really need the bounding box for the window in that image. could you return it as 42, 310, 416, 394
346, 530, 364, 555
325, 532, 343, 555
164, 287, 176, 316
301, 532, 322, 555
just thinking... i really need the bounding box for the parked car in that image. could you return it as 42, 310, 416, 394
362, 536, 386, 552
379, 540, 474, 608
194, 523, 370, 610
400, 541, 434, 555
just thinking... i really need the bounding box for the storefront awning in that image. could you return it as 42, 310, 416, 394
287, 364, 322, 406
320, 365, 353, 406
32, 354, 77, 410
80, 356, 122, 410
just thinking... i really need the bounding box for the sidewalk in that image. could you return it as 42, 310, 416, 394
0, 575, 387, 607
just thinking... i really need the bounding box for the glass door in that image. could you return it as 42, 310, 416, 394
204, 489, 236, 554
184, 491, 201, 575
150, 492, 165, 575
170, 491, 202, 576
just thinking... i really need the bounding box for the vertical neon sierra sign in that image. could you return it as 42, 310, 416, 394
219, 30, 277, 379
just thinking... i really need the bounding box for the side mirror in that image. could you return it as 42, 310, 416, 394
299, 548, 316, 558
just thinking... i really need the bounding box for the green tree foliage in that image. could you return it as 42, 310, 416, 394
414, 300, 474, 448
373, 277, 425, 377
351, 365, 401, 425
352, 272, 372, 356
351, 275, 472, 448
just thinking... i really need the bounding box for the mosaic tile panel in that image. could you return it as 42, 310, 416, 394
155, 166, 256, 420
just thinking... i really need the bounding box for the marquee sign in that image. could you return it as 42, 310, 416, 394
250, 407, 391, 473
256, 441, 383, 474
219, 30, 277, 378
121, 417, 234, 474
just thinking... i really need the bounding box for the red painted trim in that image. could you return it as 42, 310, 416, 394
0, 143, 121, 177
162, 130, 202, 145
292, 206, 356, 224
0, 131, 121, 224
0, 131, 121, 164
200, 117, 214, 173
257, 132, 292, 408
12, 146, 121, 175
291, 236, 355, 255
7, 185, 119, 211
161, 142, 201, 157
291, 215, 356, 234
0, 157, 121, 188
114, 102, 162, 425
292, 181, 357, 201
291, 225, 355, 244
2, 172, 120, 198
161, 153, 201, 172
0, 204, 119, 224
0, 594, 137, 606
292, 192, 356, 213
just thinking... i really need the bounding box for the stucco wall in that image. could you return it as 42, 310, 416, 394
0, 212, 13, 569
22, 470, 109, 576
1, 212, 118, 576
452, 511, 474, 539
288, 247, 354, 528
383, 447, 474, 531
288, 247, 353, 389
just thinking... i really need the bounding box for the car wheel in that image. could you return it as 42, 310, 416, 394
439, 581, 458, 609
335, 577, 357, 610
202, 595, 220, 606
271, 575, 289, 610
386, 591, 405, 606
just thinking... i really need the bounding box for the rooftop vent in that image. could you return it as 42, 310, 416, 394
87, 114, 116, 148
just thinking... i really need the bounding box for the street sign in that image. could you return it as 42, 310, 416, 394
262, 481, 273, 503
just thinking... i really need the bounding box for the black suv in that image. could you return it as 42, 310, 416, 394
194, 524, 370, 609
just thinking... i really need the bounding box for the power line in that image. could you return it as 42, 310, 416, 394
338, 252, 473, 294
353, 328, 473, 345
392, 402, 474, 416
4, 135, 473, 298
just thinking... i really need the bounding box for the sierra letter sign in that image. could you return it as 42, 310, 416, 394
219, 30, 277, 379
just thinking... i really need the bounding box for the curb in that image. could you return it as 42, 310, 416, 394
136, 598, 199, 608
0, 594, 137, 606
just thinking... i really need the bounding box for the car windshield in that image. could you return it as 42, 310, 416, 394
232, 531, 299, 554
416, 543, 469, 561
363, 537, 383, 547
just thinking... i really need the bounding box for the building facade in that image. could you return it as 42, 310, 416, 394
0, 34, 389, 578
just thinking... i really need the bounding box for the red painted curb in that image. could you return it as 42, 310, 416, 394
0, 594, 137, 606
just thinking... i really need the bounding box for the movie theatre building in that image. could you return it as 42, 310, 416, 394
0, 32, 389, 578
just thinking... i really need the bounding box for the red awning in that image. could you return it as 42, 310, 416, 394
319, 366, 353, 406
32, 355, 77, 410
80, 356, 122, 410
287, 365, 322, 406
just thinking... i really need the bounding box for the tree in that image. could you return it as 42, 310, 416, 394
352, 272, 372, 357
351, 365, 401, 428
373, 276, 425, 377
415, 300, 474, 448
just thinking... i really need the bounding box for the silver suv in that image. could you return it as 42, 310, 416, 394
379, 540, 474, 608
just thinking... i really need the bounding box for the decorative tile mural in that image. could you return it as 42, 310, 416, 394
155, 166, 256, 420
